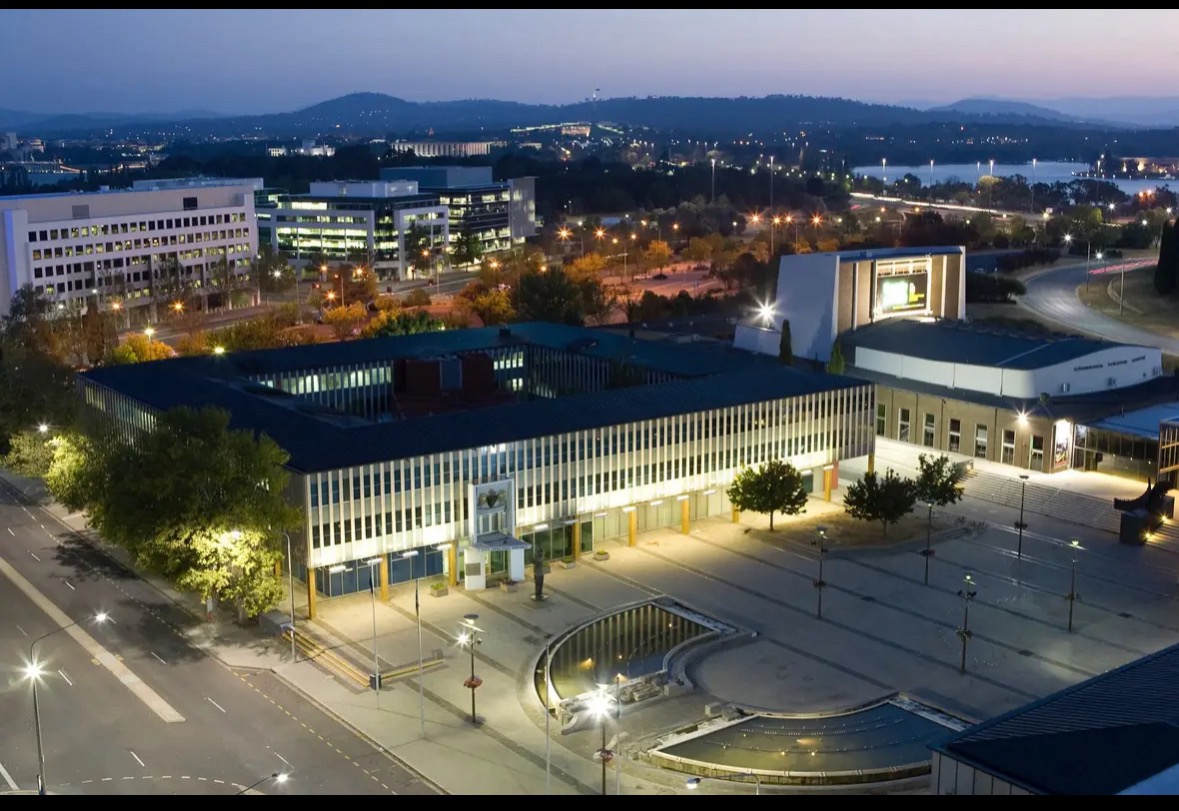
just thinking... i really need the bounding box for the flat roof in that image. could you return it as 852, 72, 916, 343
82, 323, 862, 473
932, 642, 1179, 795
843, 318, 1140, 370
1088, 402, 1179, 440
830, 245, 964, 262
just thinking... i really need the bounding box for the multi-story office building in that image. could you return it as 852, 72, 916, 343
79, 322, 873, 615
256, 179, 449, 281
0, 180, 259, 316
379, 166, 537, 263
389, 141, 502, 158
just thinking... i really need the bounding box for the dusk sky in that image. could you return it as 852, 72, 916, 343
2, 9, 1175, 115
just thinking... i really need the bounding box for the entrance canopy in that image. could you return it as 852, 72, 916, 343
470, 531, 530, 552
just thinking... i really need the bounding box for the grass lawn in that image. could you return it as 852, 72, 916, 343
1076, 265, 1178, 336
737, 497, 949, 551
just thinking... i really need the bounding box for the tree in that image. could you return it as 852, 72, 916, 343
105, 333, 174, 365
403, 288, 432, 308
250, 244, 294, 299
0, 340, 77, 455
451, 230, 484, 268
640, 240, 673, 275
81, 304, 116, 367
52, 407, 300, 619
152, 256, 193, 318
726, 459, 808, 531
682, 236, 714, 266
564, 252, 608, 283
827, 342, 846, 375
778, 320, 792, 365
0, 429, 57, 478
579, 278, 617, 326
913, 453, 965, 581
843, 469, 917, 539
512, 266, 585, 325
1155, 220, 1179, 295
360, 308, 445, 338
322, 301, 367, 340
455, 282, 515, 326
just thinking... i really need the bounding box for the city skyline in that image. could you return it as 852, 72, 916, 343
1, 9, 1177, 115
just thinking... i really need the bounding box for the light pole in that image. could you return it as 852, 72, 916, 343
365, 557, 382, 691
25, 612, 110, 794
710, 158, 716, 204
588, 686, 614, 795
882, 157, 887, 186
921, 501, 936, 585
1016, 474, 1030, 559
1031, 158, 1037, 212
686, 773, 762, 795
459, 614, 483, 724
988, 159, 995, 208
235, 772, 289, 795
401, 548, 429, 737
928, 159, 934, 203
544, 638, 554, 795
1066, 539, 1083, 632
282, 532, 296, 662
812, 526, 828, 619
956, 574, 977, 674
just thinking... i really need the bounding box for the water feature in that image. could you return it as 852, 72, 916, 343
853, 161, 1175, 197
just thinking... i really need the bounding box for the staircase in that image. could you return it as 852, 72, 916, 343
1146, 519, 1179, 552
962, 469, 1122, 534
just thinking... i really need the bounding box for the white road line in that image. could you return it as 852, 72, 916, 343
130, 751, 145, 768
29, 551, 40, 562
151, 651, 166, 664
206, 697, 226, 713
274, 752, 292, 768
0, 557, 185, 723
0, 760, 17, 791
15, 623, 27, 637
6, 527, 13, 535
64, 580, 75, 591
58, 669, 73, 686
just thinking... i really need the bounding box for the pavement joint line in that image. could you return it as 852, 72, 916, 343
0, 556, 186, 723
678, 530, 1104, 681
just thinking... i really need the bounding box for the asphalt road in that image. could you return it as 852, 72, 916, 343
1017, 259, 1179, 353
0, 484, 439, 796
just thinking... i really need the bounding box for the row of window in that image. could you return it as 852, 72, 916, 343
877, 404, 1045, 469
32, 229, 250, 261
33, 244, 250, 280
27, 211, 247, 243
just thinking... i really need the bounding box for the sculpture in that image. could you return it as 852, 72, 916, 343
534, 546, 545, 600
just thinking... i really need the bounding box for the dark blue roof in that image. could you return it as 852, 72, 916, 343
832, 245, 963, 262
81, 323, 863, 473
843, 318, 1136, 370
931, 642, 1179, 795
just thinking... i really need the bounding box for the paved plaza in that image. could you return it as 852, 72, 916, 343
9, 462, 1179, 795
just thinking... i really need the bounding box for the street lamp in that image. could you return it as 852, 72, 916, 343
144, 326, 155, 339
1066, 539, 1083, 632
921, 501, 936, 585
587, 685, 615, 795
282, 532, 296, 663
26, 612, 110, 794
1016, 474, 1030, 559
686, 773, 762, 795
710, 157, 716, 204
235, 772, 289, 795
401, 547, 437, 738
37, 423, 49, 434
957, 574, 977, 673
365, 557, 382, 691
812, 526, 828, 618
458, 613, 483, 724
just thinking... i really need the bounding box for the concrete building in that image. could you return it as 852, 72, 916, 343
931, 641, 1179, 795
78, 322, 873, 613
0, 182, 258, 316
735, 246, 966, 363
389, 141, 501, 158
379, 165, 538, 260
256, 180, 449, 281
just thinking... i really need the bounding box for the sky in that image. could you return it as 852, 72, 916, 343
2, 9, 1177, 115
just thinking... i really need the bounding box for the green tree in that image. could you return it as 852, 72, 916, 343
778, 320, 792, 365
206, 316, 285, 352
512, 266, 585, 325
54, 407, 300, 619
250, 244, 294, 299
913, 453, 965, 582
451, 230, 484, 267
152, 256, 193, 318
726, 459, 808, 531
843, 469, 917, 539
456, 282, 515, 326
360, 308, 444, 338
403, 288, 432, 308
682, 236, 714, 266
0, 340, 77, 455
105, 333, 174, 365
578, 278, 617, 326
1155, 220, 1179, 295
827, 342, 846, 375
0, 429, 57, 478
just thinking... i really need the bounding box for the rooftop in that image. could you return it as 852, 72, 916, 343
932, 642, 1179, 795
1088, 401, 1179, 440
842, 318, 1138, 370
82, 323, 860, 473
826, 245, 964, 262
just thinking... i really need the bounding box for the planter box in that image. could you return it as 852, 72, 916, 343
557, 559, 577, 570
430, 586, 449, 598
499, 581, 519, 593
593, 551, 610, 562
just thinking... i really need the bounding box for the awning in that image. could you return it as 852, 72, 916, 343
470, 531, 531, 552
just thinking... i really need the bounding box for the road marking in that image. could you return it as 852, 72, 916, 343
274, 752, 292, 768
206, 697, 227, 713
6, 527, 13, 536
64, 580, 75, 590
58, 669, 73, 686
0, 760, 17, 791
15, 623, 27, 637
0, 557, 185, 723
130, 751, 145, 768
151, 651, 166, 664
29, 551, 40, 561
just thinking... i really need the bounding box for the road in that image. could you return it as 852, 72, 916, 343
0, 483, 438, 796
1017, 258, 1179, 353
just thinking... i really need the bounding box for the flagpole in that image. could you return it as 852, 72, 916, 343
416, 576, 426, 737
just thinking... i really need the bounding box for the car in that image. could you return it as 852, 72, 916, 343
653, 273, 668, 280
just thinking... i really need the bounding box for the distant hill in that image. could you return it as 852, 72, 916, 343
930, 97, 1084, 123
0, 108, 225, 133
1030, 96, 1179, 128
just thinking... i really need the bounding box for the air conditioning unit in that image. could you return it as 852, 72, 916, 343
1059, 382, 1071, 393
1107, 377, 1117, 388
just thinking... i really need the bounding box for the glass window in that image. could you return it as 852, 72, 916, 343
1030, 435, 1045, 470
876, 404, 887, 436
974, 425, 988, 459
923, 413, 936, 447
1001, 430, 1016, 465
948, 419, 962, 454
898, 408, 911, 443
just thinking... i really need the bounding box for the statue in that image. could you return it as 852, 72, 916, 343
534, 546, 546, 600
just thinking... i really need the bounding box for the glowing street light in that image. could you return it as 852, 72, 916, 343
458, 614, 483, 724
588, 685, 615, 795
37, 423, 49, 434
757, 302, 775, 325
143, 326, 155, 338
235, 772, 290, 795
1066, 539, 1083, 632
213, 346, 226, 355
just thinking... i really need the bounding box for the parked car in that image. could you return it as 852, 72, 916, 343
653, 273, 668, 280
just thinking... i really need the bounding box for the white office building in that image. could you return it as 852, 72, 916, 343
0, 182, 258, 315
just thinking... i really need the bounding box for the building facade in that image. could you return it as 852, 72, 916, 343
389, 141, 502, 158
79, 323, 874, 614
0, 181, 259, 316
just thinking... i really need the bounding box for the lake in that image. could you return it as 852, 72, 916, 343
851, 161, 1175, 196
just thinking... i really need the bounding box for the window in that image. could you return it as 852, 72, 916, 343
974, 425, 988, 459
948, 419, 962, 453
875, 404, 887, 436
923, 413, 936, 447
1001, 430, 1016, 465
1030, 435, 1045, 470
183, 196, 198, 211
898, 408, 911, 442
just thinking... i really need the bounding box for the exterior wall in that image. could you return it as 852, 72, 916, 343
508, 176, 538, 240
733, 323, 783, 358
388, 142, 498, 158
0, 185, 257, 315
835, 262, 855, 335
854, 260, 872, 330
771, 253, 840, 362
943, 253, 965, 318
874, 383, 1054, 473
931, 753, 1035, 795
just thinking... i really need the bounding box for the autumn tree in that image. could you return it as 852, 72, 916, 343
455, 282, 515, 326
361, 308, 444, 338
322, 301, 368, 340
105, 333, 175, 365
641, 240, 674, 275
564, 252, 608, 283
727, 460, 809, 531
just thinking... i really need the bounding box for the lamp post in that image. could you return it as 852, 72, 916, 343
401, 548, 431, 737
711, 158, 716, 204
235, 772, 289, 795
459, 614, 483, 724
956, 574, 977, 674
686, 773, 762, 795
1066, 539, 1083, 632
812, 526, 828, 619
988, 159, 995, 208
544, 637, 554, 795
282, 532, 296, 662
25, 612, 110, 794
588, 685, 614, 795
921, 501, 936, 585
928, 159, 935, 203
1016, 474, 1030, 559
365, 557, 382, 691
